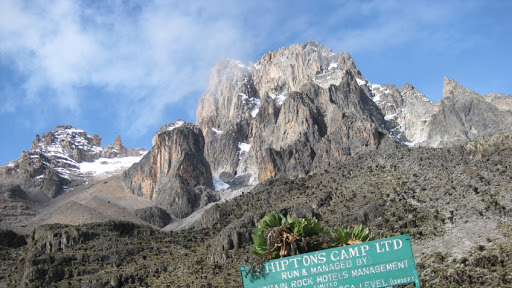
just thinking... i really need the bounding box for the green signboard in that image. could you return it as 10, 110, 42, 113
240, 234, 420, 288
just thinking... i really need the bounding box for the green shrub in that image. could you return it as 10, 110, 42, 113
331, 224, 372, 246
251, 211, 371, 261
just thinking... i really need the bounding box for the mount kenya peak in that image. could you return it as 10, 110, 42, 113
1, 41, 512, 231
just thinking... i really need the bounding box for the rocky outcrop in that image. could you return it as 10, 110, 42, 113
1, 126, 146, 198
250, 80, 392, 182
1, 151, 76, 198
19, 222, 155, 287
425, 78, 512, 147
483, 93, 512, 112
30, 126, 145, 161
0, 182, 38, 232
398, 83, 435, 144
30, 125, 103, 163
357, 76, 512, 148
134, 206, 172, 228
197, 41, 394, 185
123, 122, 216, 218
354, 79, 435, 146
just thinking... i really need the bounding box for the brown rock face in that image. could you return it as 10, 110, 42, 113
250, 79, 389, 182
0, 151, 75, 198
196, 41, 392, 185
123, 122, 215, 219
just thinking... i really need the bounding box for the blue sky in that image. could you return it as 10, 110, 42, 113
1, 0, 511, 165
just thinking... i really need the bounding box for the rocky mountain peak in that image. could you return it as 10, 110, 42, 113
425, 78, 512, 147
442, 77, 480, 100
194, 41, 512, 187
1, 126, 146, 198
250, 40, 359, 95
29, 125, 103, 163
195, 41, 392, 186
113, 135, 123, 150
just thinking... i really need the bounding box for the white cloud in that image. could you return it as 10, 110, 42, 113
0, 0, 489, 140
0, 0, 257, 135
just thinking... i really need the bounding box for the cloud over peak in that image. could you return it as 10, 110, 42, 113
0, 0, 254, 134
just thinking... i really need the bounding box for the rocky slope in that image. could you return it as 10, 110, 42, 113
0, 126, 151, 234
1, 40, 512, 287
1, 133, 511, 287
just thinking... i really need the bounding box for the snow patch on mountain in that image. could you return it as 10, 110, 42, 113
356, 78, 367, 86
213, 175, 230, 191
328, 62, 339, 70
212, 127, 223, 135
269, 90, 287, 106
384, 113, 397, 121
167, 120, 185, 131
238, 142, 251, 153
250, 98, 261, 117
80, 154, 146, 177
239, 92, 261, 118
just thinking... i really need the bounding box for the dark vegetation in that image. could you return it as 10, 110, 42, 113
1, 134, 511, 287
250, 211, 372, 261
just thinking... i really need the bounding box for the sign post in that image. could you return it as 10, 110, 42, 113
241, 234, 420, 288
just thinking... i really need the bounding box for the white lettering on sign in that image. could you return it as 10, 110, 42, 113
389, 276, 416, 285
260, 283, 288, 288
351, 260, 409, 277
360, 279, 388, 287
290, 277, 313, 287
375, 239, 402, 253
330, 245, 369, 261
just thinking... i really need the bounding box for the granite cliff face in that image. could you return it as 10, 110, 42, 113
354, 79, 435, 146
0, 125, 146, 198
197, 41, 394, 185
122, 121, 215, 219
425, 78, 512, 147
197, 42, 512, 186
